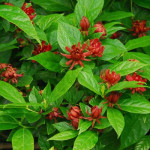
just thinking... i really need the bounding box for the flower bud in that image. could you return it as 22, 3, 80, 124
80, 16, 90, 35
94, 22, 106, 38
71, 119, 79, 130
67, 106, 81, 120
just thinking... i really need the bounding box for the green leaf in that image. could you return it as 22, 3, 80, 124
102, 39, 127, 61
78, 119, 92, 134
125, 36, 150, 51
73, 131, 98, 150
121, 114, 150, 149
17, 75, 33, 87
48, 130, 78, 141
106, 26, 126, 36
94, 118, 110, 129
78, 68, 101, 95
29, 51, 61, 72
48, 68, 82, 103
110, 61, 147, 76
0, 39, 18, 52
57, 22, 83, 53
79, 103, 91, 117
0, 5, 40, 43
135, 135, 150, 150
133, 0, 150, 9
100, 11, 134, 21
53, 122, 73, 132
0, 81, 25, 103
106, 81, 147, 94
118, 94, 150, 114
12, 128, 34, 150
31, 0, 73, 12
0, 113, 19, 130
43, 82, 51, 102
107, 108, 125, 138
36, 14, 62, 31
75, 0, 104, 24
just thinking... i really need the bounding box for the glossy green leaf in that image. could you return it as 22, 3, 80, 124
0, 5, 40, 43
106, 81, 147, 94
0, 113, 19, 130
125, 36, 150, 51
48, 68, 82, 103
48, 130, 78, 141
29, 51, 61, 72
135, 135, 150, 150
53, 122, 73, 132
100, 11, 134, 21
36, 14, 62, 31
75, 0, 104, 24
118, 94, 150, 114
78, 119, 92, 134
17, 75, 33, 87
0, 81, 25, 103
94, 118, 110, 129
110, 61, 147, 76
42, 82, 51, 102
133, 0, 150, 9
106, 26, 126, 36
80, 103, 91, 117
31, 0, 73, 12
107, 108, 125, 138
57, 22, 83, 53
78, 68, 101, 95
12, 128, 34, 150
73, 131, 98, 150
121, 114, 150, 149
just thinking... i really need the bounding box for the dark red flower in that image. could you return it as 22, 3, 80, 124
110, 32, 121, 39
48, 107, 63, 123
94, 22, 106, 38
100, 69, 121, 89
71, 119, 79, 130
129, 20, 150, 37
21, 3, 36, 22
80, 16, 90, 36
86, 106, 105, 128
67, 106, 82, 120
87, 39, 104, 57
61, 42, 91, 70
126, 72, 147, 94
32, 41, 52, 56
0, 63, 23, 84
104, 92, 122, 109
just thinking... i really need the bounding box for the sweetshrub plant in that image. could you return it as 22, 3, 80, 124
0, 0, 150, 150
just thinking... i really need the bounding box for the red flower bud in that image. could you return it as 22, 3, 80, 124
71, 119, 79, 130
94, 22, 106, 38
80, 16, 90, 35
67, 106, 81, 120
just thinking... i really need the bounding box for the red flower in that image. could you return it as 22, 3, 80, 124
0, 63, 23, 84
87, 39, 104, 57
94, 22, 106, 38
80, 16, 90, 36
100, 69, 121, 89
126, 72, 147, 94
110, 32, 121, 39
61, 42, 91, 70
21, 3, 36, 22
48, 107, 63, 123
104, 92, 122, 109
32, 41, 52, 55
71, 119, 79, 130
86, 106, 105, 128
129, 20, 150, 37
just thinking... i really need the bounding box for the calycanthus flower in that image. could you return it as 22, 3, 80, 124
100, 69, 121, 89
94, 22, 107, 38
87, 39, 105, 57
61, 42, 91, 70
80, 16, 90, 36
86, 106, 106, 128
128, 20, 150, 37
126, 72, 147, 94
104, 92, 122, 109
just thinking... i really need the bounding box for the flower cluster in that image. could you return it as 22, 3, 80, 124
32, 41, 52, 56
47, 107, 63, 123
61, 39, 104, 69
21, 3, 36, 22
100, 69, 121, 89
129, 20, 150, 37
0, 63, 23, 84
126, 72, 147, 94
